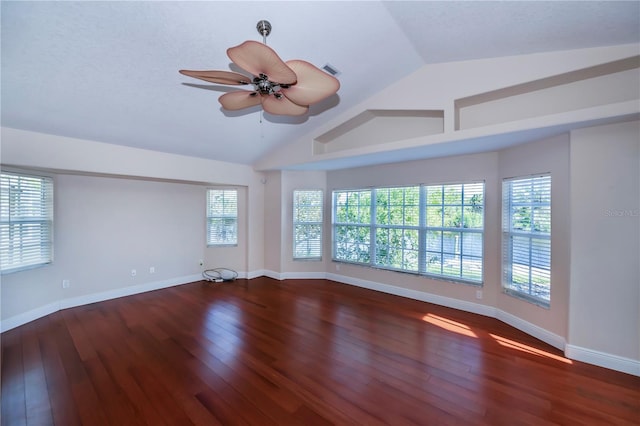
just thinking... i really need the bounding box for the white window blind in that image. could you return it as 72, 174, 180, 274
502, 175, 551, 306
207, 189, 237, 246
293, 190, 323, 260
1, 172, 53, 273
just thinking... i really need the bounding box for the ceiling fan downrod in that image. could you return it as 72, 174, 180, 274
253, 20, 286, 97
256, 20, 271, 44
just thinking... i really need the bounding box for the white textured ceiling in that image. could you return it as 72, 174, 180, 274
2, 1, 639, 167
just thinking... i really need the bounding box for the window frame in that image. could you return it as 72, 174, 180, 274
293, 189, 323, 261
423, 182, 485, 283
206, 188, 238, 247
332, 189, 372, 265
332, 181, 485, 285
1, 171, 54, 274
502, 174, 552, 307
373, 186, 421, 273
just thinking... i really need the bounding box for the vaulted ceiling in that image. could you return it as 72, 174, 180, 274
2, 1, 639, 168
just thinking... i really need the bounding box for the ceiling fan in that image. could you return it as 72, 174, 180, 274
179, 20, 340, 116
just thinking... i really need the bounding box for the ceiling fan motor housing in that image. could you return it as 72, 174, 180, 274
253, 73, 290, 97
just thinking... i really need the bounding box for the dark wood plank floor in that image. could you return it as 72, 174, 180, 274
2, 277, 639, 425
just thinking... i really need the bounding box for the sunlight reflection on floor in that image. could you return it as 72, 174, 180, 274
422, 313, 478, 338
204, 302, 244, 364
421, 313, 573, 365
490, 333, 573, 364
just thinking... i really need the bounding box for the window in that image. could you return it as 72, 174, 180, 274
425, 183, 484, 282
1, 172, 53, 273
293, 190, 323, 260
333, 190, 371, 264
332, 182, 484, 284
206, 189, 237, 246
375, 186, 420, 272
502, 175, 551, 306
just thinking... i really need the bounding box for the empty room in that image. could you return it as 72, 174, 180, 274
1, 1, 639, 425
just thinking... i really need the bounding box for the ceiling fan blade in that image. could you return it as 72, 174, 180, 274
219, 91, 262, 110
261, 95, 308, 116
228, 41, 297, 85
179, 70, 252, 85
280, 60, 340, 105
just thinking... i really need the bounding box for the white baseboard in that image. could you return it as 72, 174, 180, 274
58, 274, 202, 311
245, 270, 265, 280
565, 344, 640, 377
495, 309, 566, 350
279, 271, 328, 280
326, 272, 496, 318
1, 301, 61, 333
261, 269, 283, 280
1, 274, 202, 333
328, 272, 567, 352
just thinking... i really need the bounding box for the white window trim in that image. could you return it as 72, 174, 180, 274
332, 182, 485, 285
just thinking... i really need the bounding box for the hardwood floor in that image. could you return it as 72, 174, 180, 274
2, 277, 639, 425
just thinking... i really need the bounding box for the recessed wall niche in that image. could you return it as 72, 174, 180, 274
313, 109, 444, 155
455, 56, 640, 131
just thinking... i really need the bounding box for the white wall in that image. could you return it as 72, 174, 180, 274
1, 128, 266, 329
326, 151, 501, 312
263, 171, 283, 273
1, 173, 206, 322
1, 128, 260, 185
568, 121, 640, 368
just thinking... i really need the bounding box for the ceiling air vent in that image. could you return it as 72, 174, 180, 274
322, 63, 341, 76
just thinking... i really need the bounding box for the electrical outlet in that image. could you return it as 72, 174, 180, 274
62, 279, 70, 289
131, 269, 137, 277
198, 259, 204, 267
476, 290, 483, 300
149, 266, 155, 274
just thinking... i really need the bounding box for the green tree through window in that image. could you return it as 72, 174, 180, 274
332, 182, 484, 283
333, 190, 371, 263
424, 183, 484, 281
